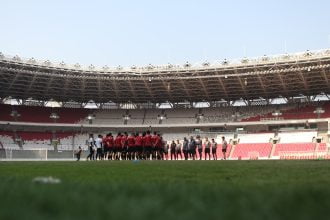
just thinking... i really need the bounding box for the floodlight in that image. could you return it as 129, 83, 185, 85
313, 107, 325, 115
59, 61, 66, 67
13, 55, 21, 61
304, 50, 312, 57
196, 113, 204, 119
50, 113, 60, 119
28, 58, 36, 64
261, 55, 269, 61
184, 62, 191, 68
272, 110, 282, 117
74, 63, 81, 69
87, 114, 95, 120
157, 114, 167, 120
123, 114, 131, 120
241, 57, 249, 64
10, 110, 21, 118
44, 60, 51, 66
202, 61, 210, 67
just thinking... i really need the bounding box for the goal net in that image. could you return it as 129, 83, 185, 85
0, 148, 48, 160
248, 151, 259, 160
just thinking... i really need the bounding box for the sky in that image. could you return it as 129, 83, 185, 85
0, 0, 330, 67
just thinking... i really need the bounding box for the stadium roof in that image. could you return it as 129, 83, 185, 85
1, 49, 330, 104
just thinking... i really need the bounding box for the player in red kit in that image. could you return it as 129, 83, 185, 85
121, 132, 128, 160
114, 133, 122, 160
141, 132, 146, 160
151, 131, 158, 160
135, 132, 143, 160
127, 133, 135, 160
144, 131, 152, 160
155, 134, 162, 160
106, 133, 114, 160
102, 134, 108, 160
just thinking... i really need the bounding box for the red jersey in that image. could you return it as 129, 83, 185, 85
127, 135, 135, 147
135, 135, 142, 146
121, 135, 128, 148
102, 137, 108, 147
107, 136, 114, 148
114, 136, 122, 147
155, 136, 162, 148
151, 135, 158, 146
144, 134, 152, 146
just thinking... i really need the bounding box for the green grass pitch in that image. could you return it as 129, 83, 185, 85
1, 160, 330, 220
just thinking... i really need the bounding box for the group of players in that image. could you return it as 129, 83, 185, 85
86, 130, 228, 161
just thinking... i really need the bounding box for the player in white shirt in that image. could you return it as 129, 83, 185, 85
95, 134, 103, 160
86, 134, 96, 160
211, 139, 218, 160
222, 136, 228, 160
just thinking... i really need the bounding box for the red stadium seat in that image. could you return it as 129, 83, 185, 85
273, 143, 316, 157
230, 143, 272, 159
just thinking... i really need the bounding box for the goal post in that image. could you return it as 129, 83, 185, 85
0, 148, 48, 160
248, 151, 259, 160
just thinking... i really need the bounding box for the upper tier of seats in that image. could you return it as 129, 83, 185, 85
1, 101, 330, 125
0, 104, 90, 123
0, 131, 73, 140
242, 102, 330, 121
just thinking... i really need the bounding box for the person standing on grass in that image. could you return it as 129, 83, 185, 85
175, 140, 183, 160
182, 137, 189, 160
188, 136, 196, 160
86, 134, 96, 160
75, 146, 82, 161
222, 136, 228, 160
170, 140, 177, 160
95, 134, 103, 160
196, 135, 203, 160
144, 131, 152, 160
204, 137, 211, 160
127, 133, 135, 160
141, 132, 147, 160
102, 134, 108, 160
155, 134, 162, 160
211, 138, 218, 160
151, 131, 158, 160
135, 132, 143, 160
114, 133, 122, 160
121, 132, 128, 160
163, 141, 169, 160
156, 135, 164, 160
106, 133, 114, 160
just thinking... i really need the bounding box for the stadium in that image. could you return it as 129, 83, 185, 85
1, 49, 330, 220
2, 1, 330, 220
1, 49, 330, 160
